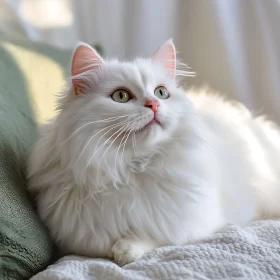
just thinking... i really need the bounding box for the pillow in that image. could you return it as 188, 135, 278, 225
0, 36, 71, 279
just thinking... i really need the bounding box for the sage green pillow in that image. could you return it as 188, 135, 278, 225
0, 37, 70, 279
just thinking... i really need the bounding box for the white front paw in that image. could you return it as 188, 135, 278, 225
112, 238, 155, 266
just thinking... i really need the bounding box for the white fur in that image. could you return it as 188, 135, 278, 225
28, 44, 280, 266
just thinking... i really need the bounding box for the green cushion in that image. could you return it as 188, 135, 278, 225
0, 36, 71, 279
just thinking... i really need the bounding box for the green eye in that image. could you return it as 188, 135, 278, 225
154, 86, 169, 99
111, 89, 131, 103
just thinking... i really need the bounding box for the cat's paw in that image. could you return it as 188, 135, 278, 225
112, 238, 155, 266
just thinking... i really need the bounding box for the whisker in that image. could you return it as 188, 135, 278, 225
72, 120, 130, 167
61, 114, 134, 145
96, 121, 133, 184
194, 135, 213, 151
99, 121, 133, 166
87, 120, 132, 168
115, 126, 132, 170
121, 124, 134, 163
92, 120, 131, 156
132, 131, 140, 159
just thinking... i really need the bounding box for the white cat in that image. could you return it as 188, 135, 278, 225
28, 40, 280, 266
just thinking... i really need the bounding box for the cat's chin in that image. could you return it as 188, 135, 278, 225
136, 120, 164, 144
138, 119, 161, 132
133, 121, 173, 151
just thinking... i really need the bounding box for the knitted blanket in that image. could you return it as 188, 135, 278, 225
31, 220, 280, 280
0, 35, 70, 279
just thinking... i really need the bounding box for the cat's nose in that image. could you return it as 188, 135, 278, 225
145, 99, 160, 113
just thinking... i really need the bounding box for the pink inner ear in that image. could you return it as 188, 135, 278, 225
152, 40, 176, 79
71, 43, 103, 93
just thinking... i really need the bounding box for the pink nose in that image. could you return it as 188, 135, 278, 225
145, 99, 160, 113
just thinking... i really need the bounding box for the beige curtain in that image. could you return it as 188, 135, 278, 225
2, 0, 280, 122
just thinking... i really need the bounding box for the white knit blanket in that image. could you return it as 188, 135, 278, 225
31, 220, 280, 280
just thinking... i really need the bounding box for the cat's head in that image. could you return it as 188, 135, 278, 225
58, 40, 193, 171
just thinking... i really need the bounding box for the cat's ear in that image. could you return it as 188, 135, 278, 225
152, 39, 176, 79
71, 43, 103, 94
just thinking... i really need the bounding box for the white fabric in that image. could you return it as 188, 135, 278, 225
31, 220, 280, 280
2, 0, 280, 122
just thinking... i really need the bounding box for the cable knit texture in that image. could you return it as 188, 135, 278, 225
0, 37, 70, 280
32, 220, 280, 280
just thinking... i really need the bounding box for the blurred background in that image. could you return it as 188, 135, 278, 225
1, 0, 280, 122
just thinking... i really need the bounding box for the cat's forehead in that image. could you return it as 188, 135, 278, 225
104, 58, 167, 90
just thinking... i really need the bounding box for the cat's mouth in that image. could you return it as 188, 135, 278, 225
145, 118, 161, 127
139, 117, 161, 132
